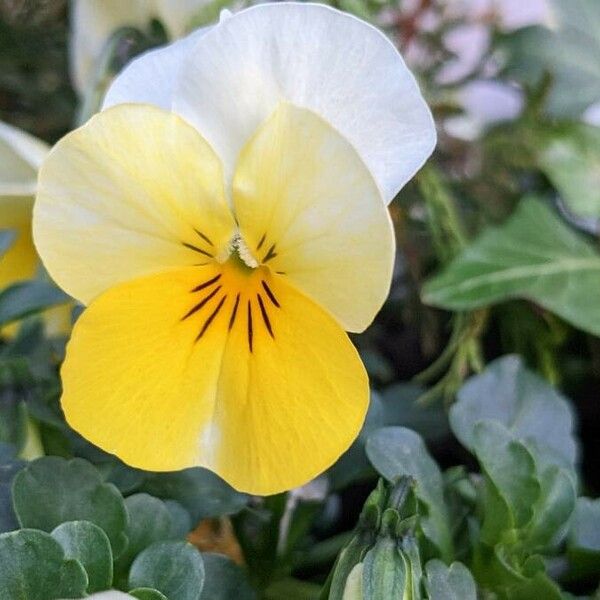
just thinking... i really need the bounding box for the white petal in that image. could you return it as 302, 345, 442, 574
173, 2, 435, 203
102, 27, 207, 111
0, 121, 49, 196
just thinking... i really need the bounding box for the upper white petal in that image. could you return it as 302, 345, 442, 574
102, 27, 208, 111
175, 2, 436, 203
104, 2, 436, 203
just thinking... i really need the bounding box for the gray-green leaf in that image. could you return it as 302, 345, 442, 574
0, 281, 69, 327
424, 560, 476, 600
450, 355, 577, 472
422, 197, 600, 336
52, 521, 113, 593
0, 529, 88, 599
128, 541, 204, 600
13, 457, 127, 557
200, 553, 256, 600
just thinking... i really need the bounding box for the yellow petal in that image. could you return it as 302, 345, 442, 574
61, 262, 368, 495
34, 104, 236, 305
0, 196, 37, 288
233, 103, 395, 333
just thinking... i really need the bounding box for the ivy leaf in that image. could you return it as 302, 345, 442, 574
51, 520, 113, 593
12, 457, 128, 557
450, 355, 578, 473
0, 529, 88, 599
424, 560, 477, 600
128, 541, 205, 600
0, 280, 69, 327
366, 427, 452, 561
423, 197, 600, 336
200, 553, 256, 600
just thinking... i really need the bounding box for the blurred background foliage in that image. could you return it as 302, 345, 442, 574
1, 0, 600, 598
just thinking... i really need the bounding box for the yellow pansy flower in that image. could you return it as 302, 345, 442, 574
0, 121, 70, 337
34, 3, 435, 495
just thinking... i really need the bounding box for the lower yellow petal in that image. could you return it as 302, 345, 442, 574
61, 263, 368, 495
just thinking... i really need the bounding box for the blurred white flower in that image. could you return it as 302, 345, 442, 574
70, 0, 214, 94
445, 79, 524, 140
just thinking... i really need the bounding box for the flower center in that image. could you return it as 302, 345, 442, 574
180, 231, 282, 353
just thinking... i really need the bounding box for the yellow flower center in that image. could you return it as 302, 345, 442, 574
180, 229, 282, 353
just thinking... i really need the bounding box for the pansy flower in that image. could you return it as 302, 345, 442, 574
34, 3, 435, 494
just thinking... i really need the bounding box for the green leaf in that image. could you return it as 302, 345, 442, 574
115, 494, 174, 577
13, 457, 128, 557
523, 466, 575, 551
0, 229, 15, 255
0, 280, 69, 327
424, 560, 476, 600
164, 500, 192, 538
379, 383, 449, 443
52, 520, 113, 593
128, 541, 205, 600
567, 498, 600, 575
200, 553, 256, 600
450, 355, 577, 472
501, 0, 600, 117
539, 124, 600, 219
472, 421, 540, 542
129, 590, 168, 600
0, 443, 25, 533
0, 529, 88, 599
422, 197, 600, 336
366, 427, 452, 560
328, 391, 385, 489
139, 468, 247, 522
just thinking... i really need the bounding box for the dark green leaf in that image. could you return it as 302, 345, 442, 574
200, 553, 256, 600
13, 457, 128, 556
128, 541, 204, 600
51, 520, 113, 593
0, 280, 69, 327
140, 468, 247, 522
0, 528, 88, 599
362, 537, 407, 599
422, 198, 600, 336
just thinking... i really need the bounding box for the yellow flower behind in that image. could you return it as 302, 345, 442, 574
0, 121, 70, 337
